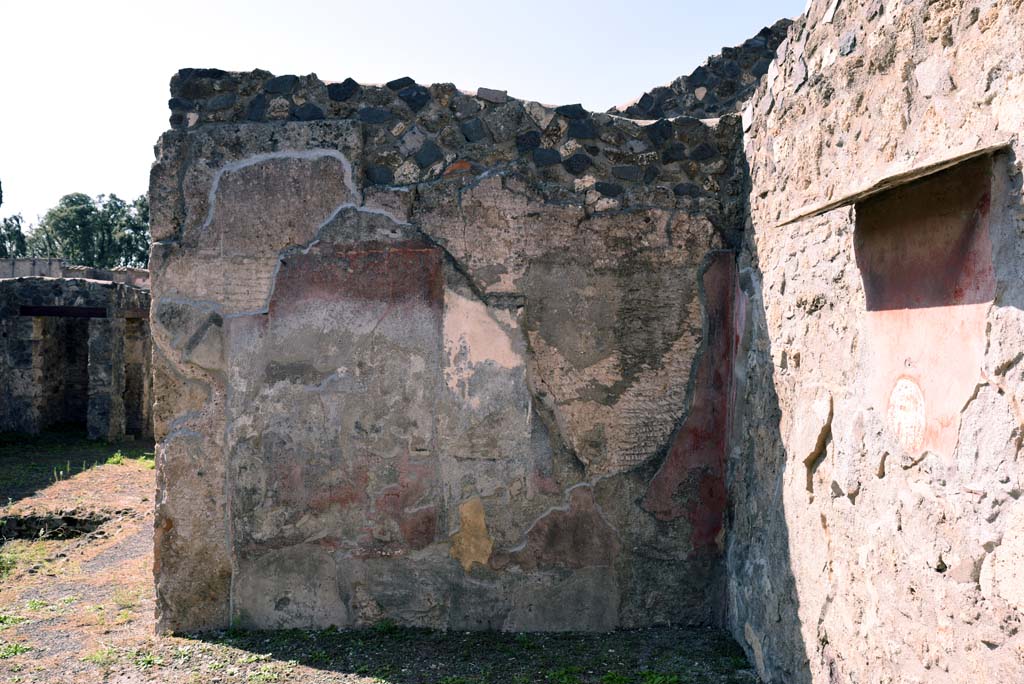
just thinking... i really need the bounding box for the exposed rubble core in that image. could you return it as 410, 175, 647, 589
614, 19, 792, 120
0, 267, 153, 441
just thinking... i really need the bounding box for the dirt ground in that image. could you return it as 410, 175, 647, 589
0, 432, 759, 684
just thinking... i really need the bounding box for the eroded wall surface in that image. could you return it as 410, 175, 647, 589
150, 66, 748, 632
731, 0, 1024, 682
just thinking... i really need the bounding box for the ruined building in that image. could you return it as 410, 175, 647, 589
0, 259, 152, 441
149, 1, 1024, 682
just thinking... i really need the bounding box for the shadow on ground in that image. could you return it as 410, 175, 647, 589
181, 624, 758, 684
0, 428, 153, 505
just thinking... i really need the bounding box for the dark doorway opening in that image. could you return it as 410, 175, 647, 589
36, 317, 91, 431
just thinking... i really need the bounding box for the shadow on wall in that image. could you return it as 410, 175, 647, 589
726, 151, 813, 684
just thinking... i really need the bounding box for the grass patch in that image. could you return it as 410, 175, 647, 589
112, 587, 139, 610
130, 648, 164, 669
82, 646, 118, 669
639, 673, 681, 684
0, 615, 26, 630
0, 539, 61, 580
601, 674, 631, 684
547, 666, 584, 684
0, 641, 32, 659
0, 554, 14, 580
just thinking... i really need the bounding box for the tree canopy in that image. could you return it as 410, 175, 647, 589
0, 185, 149, 268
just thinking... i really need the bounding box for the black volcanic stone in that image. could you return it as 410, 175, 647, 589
291, 102, 324, 121
646, 119, 673, 147
168, 97, 194, 111
721, 60, 742, 79
386, 76, 415, 91
177, 68, 228, 81
635, 93, 655, 114
662, 143, 687, 163
206, 93, 237, 111
563, 153, 593, 175
461, 118, 488, 143
673, 183, 701, 197
328, 78, 360, 101
611, 165, 643, 182
594, 182, 624, 197
246, 94, 267, 122
265, 75, 299, 95
688, 66, 709, 88
398, 85, 431, 112
358, 107, 394, 124
533, 148, 561, 167
751, 58, 772, 78
555, 103, 587, 119
643, 165, 660, 183
169, 112, 184, 127
414, 140, 444, 168
365, 165, 394, 185
568, 119, 598, 140
689, 142, 718, 161
515, 130, 541, 153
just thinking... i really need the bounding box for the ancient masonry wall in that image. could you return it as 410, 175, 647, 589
729, 0, 1024, 682
144, 19, 791, 632
0, 277, 152, 440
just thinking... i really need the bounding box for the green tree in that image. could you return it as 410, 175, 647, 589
0, 180, 28, 258
0, 214, 28, 258
28, 193, 149, 268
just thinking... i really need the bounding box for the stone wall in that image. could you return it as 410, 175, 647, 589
729, 0, 1024, 682
0, 277, 152, 440
149, 60, 750, 632
0, 259, 150, 288
613, 19, 791, 120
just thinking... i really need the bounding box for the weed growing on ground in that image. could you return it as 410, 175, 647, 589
0, 641, 31, 659
372, 618, 400, 636
601, 673, 631, 684
106, 451, 125, 465
112, 587, 139, 609
248, 664, 281, 683
82, 646, 118, 669
547, 666, 584, 684
0, 554, 14, 579
0, 615, 26, 630
130, 648, 164, 669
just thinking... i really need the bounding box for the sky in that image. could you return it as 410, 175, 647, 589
0, 0, 804, 224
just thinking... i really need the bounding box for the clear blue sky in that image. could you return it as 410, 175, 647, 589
0, 0, 803, 223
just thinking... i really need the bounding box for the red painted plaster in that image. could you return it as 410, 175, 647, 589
641, 253, 737, 553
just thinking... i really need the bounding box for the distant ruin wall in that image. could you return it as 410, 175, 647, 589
730, 0, 1024, 681
0, 259, 150, 288
149, 62, 750, 632
0, 277, 152, 440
